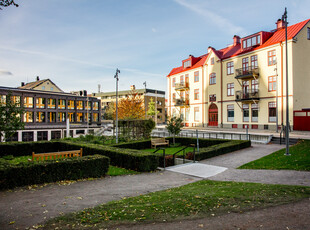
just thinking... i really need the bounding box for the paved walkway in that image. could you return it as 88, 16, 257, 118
1, 144, 310, 229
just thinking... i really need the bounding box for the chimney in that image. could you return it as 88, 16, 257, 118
36, 76, 40, 81
21, 82, 25, 86
83, 90, 87, 96
207, 46, 213, 53
233, 35, 241, 46
130, 85, 136, 90
276, 19, 285, 30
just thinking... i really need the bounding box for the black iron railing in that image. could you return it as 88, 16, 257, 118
235, 89, 259, 101
175, 82, 189, 90
235, 66, 259, 78
175, 99, 190, 107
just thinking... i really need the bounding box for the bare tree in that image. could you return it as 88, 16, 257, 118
0, 0, 19, 10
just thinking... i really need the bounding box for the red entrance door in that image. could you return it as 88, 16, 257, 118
209, 103, 218, 126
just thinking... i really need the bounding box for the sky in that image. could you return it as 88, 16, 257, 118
0, 0, 309, 94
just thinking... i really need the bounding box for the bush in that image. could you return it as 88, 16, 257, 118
0, 155, 110, 190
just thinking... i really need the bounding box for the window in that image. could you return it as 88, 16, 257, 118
251, 104, 258, 122
93, 113, 99, 122
37, 131, 48, 141
185, 108, 189, 121
68, 112, 75, 122
24, 97, 33, 108
24, 111, 33, 122
269, 102, 276, 122
51, 131, 61, 140
227, 104, 234, 122
251, 55, 258, 69
268, 76, 277, 91
268, 50, 276, 66
227, 83, 234, 96
180, 91, 184, 100
243, 104, 249, 122
68, 100, 74, 110
180, 75, 184, 84
172, 93, 176, 103
11, 96, 21, 107
194, 107, 200, 121
172, 77, 176, 87
242, 35, 261, 49
42, 86, 45, 90
48, 112, 56, 123
58, 99, 66, 109
77, 113, 83, 122
93, 101, 99, 111
183, 60, 191, 68
308, 27, 310, 40
209, 73, 216, 85
85, 101, 91, 110
58, 112, 66, 122
242, 57, 249, 73
48, 98, 56, 109
251, 79, 258, 93
209, 94, 216, 102
0, 95, 6, 105
227, 61, 234, 75
194, 89, 199, 100
22, 132, 34, 142
211, 57, 214, 65
36, 98, 45, 108
194, 71, 199, 82
77, 101, 83, 110
36, 112, 45, 122
50, 87, 54, 91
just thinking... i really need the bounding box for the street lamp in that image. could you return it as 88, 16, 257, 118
114, 68, 120, 143
282, 8, 290, 156
143, 81, 147, 119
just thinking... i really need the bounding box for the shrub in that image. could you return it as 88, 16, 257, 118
0, 155, 110, 190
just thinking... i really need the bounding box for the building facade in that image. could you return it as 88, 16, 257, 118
0, 86, 101, 142
92, 85, 166, 124
167, 18, 310, 131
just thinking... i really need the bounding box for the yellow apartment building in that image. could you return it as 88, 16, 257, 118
167, 18, 310, 131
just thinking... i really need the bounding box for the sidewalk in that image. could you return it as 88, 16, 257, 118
1, 144, 309, 229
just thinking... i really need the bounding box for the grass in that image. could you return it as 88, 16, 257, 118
0, 155, 138, 176
44, 180, 310, 229
142, 143, 194, 156
239, 139, 310, 171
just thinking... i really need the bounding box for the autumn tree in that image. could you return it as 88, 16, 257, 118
104, 102, 116, 120
117, 89, 145, 120
147, 98, 157, 120
0, 92, 24, 141
0, 0, 18, 10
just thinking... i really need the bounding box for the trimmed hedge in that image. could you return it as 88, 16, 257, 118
0, 155, 109, 190
59, 141, 158, 172
194, 140, 251, 161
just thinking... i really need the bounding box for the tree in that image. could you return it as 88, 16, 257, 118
118, 89, 145, 120
0, 0, 18, 10
0, 92, 24, 141
166, 116, 183, 145
147, 98, 157, 120
104, 102, 116, 120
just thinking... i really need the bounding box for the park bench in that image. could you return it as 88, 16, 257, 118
32, 148, 83, 161
151, 137, 169, 149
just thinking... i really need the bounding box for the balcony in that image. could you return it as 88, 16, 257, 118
235, 66, 259, 79
235, 90, 260, 102
175, 99, 190, 107
175, 82, 189, 91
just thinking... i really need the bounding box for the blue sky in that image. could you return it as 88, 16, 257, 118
0, 0, 309, 94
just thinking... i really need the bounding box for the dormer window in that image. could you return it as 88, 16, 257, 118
242, 35, 261, 49
307, 27, 310, 40
183, 60, 191, 68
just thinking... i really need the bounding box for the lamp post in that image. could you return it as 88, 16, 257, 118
114, 68, 120, 143
143, 81, 147, 119
283, 8, 290, 155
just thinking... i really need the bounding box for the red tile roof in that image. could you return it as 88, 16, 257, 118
167, 18, 309, 77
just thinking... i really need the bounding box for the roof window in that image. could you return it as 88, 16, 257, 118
242, 35, 261, 49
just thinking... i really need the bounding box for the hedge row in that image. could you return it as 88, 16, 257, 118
194, 140, 251, 161
0, 155, 109, 190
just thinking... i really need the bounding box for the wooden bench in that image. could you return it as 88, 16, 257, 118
32, 148, 83, 161
151, 138, 169, 149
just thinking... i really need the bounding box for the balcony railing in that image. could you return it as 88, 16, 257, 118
235, 89, 260, 101
175, 82, 189, 91
235, 66, 259, 79
175, 99, 190, 107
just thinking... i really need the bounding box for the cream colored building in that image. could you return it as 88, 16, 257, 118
167, 18, 310, 131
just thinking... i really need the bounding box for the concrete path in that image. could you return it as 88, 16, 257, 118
1, 143, 310, 229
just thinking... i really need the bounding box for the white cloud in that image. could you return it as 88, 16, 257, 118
173, 0, 248, 36
0, 69, 13, 76
152, 28, 157, 33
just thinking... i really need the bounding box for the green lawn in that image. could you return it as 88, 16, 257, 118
44, 180, 310, 229
239, 140, 310, 171
142, 143, 194, 156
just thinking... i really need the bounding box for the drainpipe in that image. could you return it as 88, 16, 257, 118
281, 42, 284, 126
220, 61, 223, 128
202, 65, 204, 126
